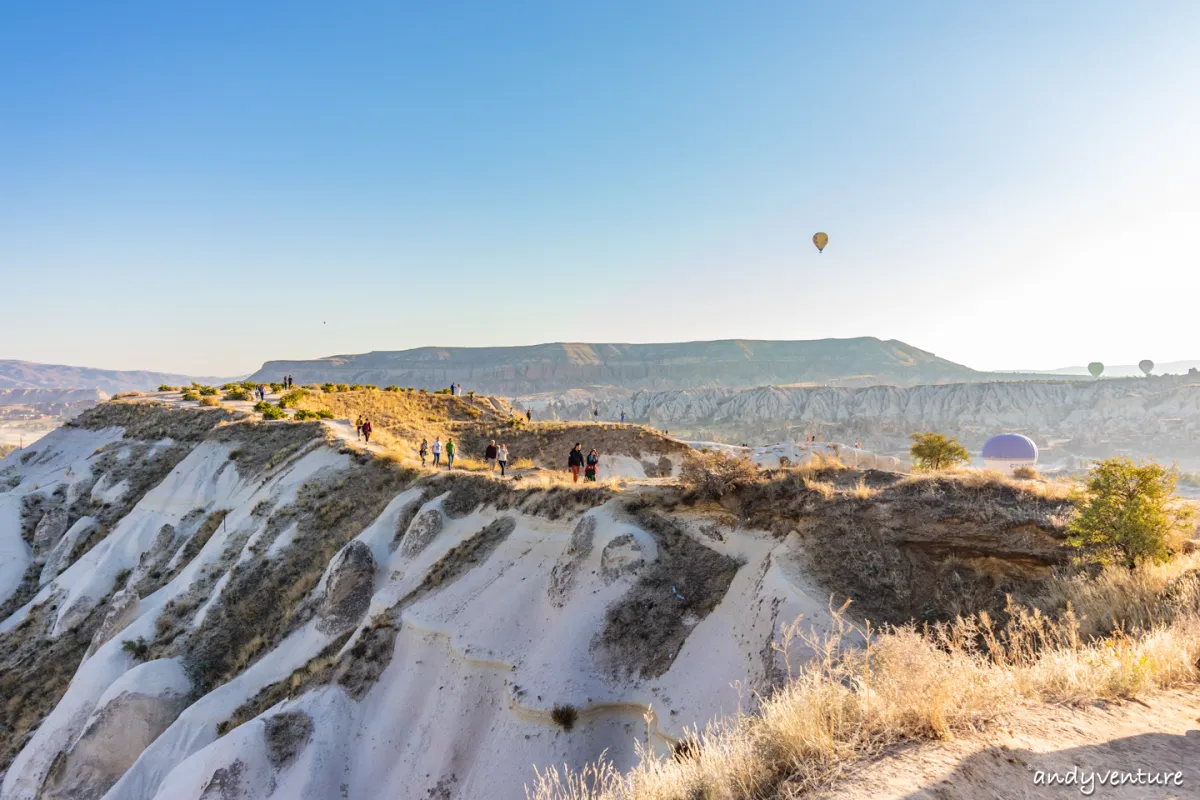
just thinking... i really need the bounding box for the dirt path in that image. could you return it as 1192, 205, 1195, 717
814, 690, 1200, 799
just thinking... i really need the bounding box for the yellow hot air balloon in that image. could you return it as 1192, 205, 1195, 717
813, 232, 829, 253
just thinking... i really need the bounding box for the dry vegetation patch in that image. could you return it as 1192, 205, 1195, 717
0, 600, 111, 774
594, 503, 742, 680
181, 460, 417, 694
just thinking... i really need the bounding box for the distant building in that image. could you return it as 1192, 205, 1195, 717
981, 433, 1038, 475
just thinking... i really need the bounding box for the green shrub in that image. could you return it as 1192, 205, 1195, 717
384, 385, 400, 392
321, 383, 336, 393
199, 396, 221, 407
121, 637, 151, 661
434, 388, 451, 395
365, 384, 379, 391
349, 384, 364, 391
181, 389, 200, 402
224, 387, 252, 401
292, 409, 323, 421
909, 432, 970, 472
261, 405, 287, 421
278, 389, 311, 409
1067, 457, 1194, 568
550, 703, 578, 731
198, 385, 218, 396
240, 380, 258, 390
253, 401, 272, 413
269, 382, 285, 393
158, 384, 178, 392
336, 384, 351, 392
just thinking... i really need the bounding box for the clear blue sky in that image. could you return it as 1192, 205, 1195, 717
3, 1, 1198, 376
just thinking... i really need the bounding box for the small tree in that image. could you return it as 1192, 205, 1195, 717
1067, 457, 1193, 568
909, 432, 970, 472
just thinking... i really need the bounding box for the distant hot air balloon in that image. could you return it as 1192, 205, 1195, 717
1088, 362, 1104, 378
1139, 359, 1154, 376
812, 232, 829, 253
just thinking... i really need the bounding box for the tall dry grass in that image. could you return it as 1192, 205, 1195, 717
528, 566, 1200, 800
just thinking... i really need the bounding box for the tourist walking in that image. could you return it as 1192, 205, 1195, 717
568, 443, 584, 482
485, 440, 498, 470
497, 443, 509, 476
419, 439, 428, 467
362, 419, 373, 443
526, 409, 532, 422
432, 437, 442, 466
585, 449, 599, 481
619, 410, 625, 423
445, 439, 456, 469
355, 415, 365, 440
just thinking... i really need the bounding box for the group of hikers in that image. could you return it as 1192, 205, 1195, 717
354, 416, 373, 443
415, 436, 467, 470
407, 436, 600, 482
567, 443, 601, 482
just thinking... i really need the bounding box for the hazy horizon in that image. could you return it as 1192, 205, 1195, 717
4, 1, 1198, 375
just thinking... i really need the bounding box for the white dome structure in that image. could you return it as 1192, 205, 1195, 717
981, 433, 1038, 475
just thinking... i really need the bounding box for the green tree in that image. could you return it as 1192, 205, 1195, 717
909, 432, 970, 472
1067, 457, 1193, 568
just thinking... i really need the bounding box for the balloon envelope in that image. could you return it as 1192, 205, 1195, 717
1087, 362, 1104, 378
812, 232, 829, 253
1139, 359, 1154, 376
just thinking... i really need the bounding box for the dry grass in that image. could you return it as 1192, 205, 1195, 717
292, 388, 512, 446
1033, 552, 1200, 640
897, 468, 1076, 502
198, 396, 221, 407
528, 597, 1200, 800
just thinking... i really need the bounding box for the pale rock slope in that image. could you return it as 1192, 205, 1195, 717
0, 402, 836, 800
575, 376, 1200, 461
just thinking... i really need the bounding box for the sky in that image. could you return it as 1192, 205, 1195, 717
2, 1, 1198, 376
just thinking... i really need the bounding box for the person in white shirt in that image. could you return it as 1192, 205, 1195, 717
497, 444, 510, 477
432, 437, 442, 466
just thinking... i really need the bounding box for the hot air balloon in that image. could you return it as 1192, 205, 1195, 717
982, 433, 1038, 476
1087, 362, 1104, 378
1139, 359, 1154, 376
812, 232, 829, 253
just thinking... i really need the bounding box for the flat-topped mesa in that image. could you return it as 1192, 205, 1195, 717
248, 337, 994, 393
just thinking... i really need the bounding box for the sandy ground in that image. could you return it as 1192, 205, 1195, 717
814, 691, 1200, 799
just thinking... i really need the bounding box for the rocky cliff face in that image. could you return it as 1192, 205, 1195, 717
0, 402, 1072, 800
562, 376, 1200, 461
250, 338, 995, 393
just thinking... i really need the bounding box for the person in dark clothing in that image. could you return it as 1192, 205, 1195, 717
567, 443, 585, 482
362, 419, 372, 443
419, 439, 428, 466
485, 440, 498, 470
526, 409, 532, 422
585, 449, 599, 481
